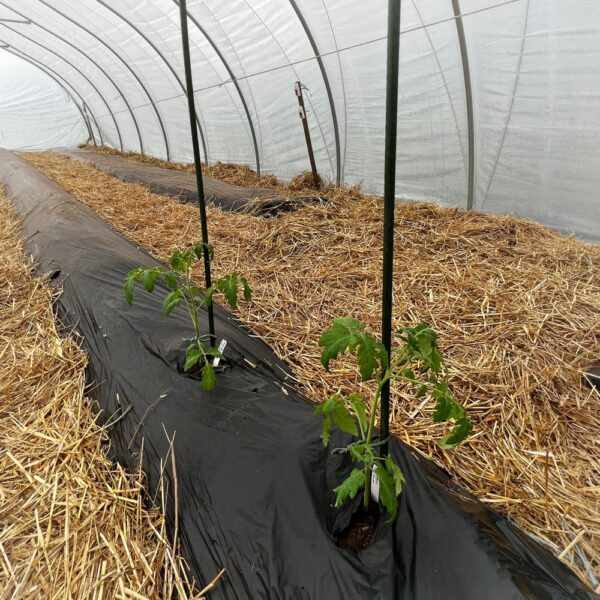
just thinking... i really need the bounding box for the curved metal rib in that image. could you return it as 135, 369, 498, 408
289, 0, 341, 186
82, 103, 99, 146
1, 45, 96, 144
37, 0, 171, 159
5, 49, 104, 145
451, 0, 475, 210
172, 0, 261, 175
96, 0, 208, 163
0, 23, 124, 150
1, 44, 104, 145
31, 1, 145, 154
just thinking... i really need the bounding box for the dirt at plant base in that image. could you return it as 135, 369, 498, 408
337, 503, 380, 552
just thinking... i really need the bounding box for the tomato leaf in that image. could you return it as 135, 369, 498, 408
124, 268, 142, 305
240, 276, 252, 301
162, 289, 182, 316
333, 469, 365, 508
347, 393, 367, 436
375, 463, 399, 523
313, 395, 358, 445
319, 317, 385, 380
215, 273, 240, 309
201, 362, 217, 391
164, 272, 179, 290
438, 415, 472, 449
184, 345, 202, 371
385, 456, 405, 496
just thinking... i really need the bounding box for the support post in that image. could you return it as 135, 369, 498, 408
451, 0, 475, 210
380, 0, 401, 457
178, 0, 215, 344
294, 82, 320, 188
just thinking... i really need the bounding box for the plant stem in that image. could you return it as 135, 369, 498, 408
363, 376, 385, 509
362, 354, 407, 510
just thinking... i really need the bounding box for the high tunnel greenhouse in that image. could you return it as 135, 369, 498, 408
0, 1, 599, 599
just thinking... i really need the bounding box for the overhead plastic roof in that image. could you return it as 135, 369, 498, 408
0, 0, 598, 240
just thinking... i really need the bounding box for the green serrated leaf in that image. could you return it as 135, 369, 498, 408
403, 368, 416, 382
240, 276, 252, 301
430, 349, 443, 372
432, 382, 466, 424
201, 362, 217, 391
320, 317, 386, 380
313, 399, 332, 445
347, 393, 367, 436
385, 456, 406, 496
314, 395, 357, 442
333, 468, 365, 508
124, 268, 141, 305
215, 273, 239, 309
438, 415, 472, 449
415, 384, 428, 398
140, 268, 162, 293
184, 345, 202, 371
355, 333, 383, 381
375, 463, 399, 523
348, 442, 369, 463
169, 250, 186, 272
162, 289, 182, 316
331, 399, 358, 437
319, 327, 351, 372
164, 272, 179, 290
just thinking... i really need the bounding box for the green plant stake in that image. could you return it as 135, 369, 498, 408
315, 318, 471, 522
124, 243, 251, 391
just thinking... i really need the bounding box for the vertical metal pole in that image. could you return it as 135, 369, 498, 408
289, 0, 341, 186
380, 0, 401, 457
178, 0, 215, 343
451, 0, 475, 210
295, 82, 320, 188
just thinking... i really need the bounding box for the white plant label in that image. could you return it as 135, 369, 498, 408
370, 470, 380, 503
212, 339, 227, 367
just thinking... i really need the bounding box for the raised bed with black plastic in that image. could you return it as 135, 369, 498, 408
1, 150, 596, 599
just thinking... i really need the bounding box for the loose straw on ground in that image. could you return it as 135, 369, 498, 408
0, 186, 221, 599
25, 150, 600, 590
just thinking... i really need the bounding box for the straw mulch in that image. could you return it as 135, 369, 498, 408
0, 186, 222, 599
80, 144, 280, 189
24, 151, 600, 591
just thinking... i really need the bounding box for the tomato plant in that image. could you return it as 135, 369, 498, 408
124, 243, 251, 391
316, 318, 471, 522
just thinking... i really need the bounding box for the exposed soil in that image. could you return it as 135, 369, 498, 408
336, 503, 380, 551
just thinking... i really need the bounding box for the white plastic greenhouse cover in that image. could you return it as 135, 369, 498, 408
0, 0, 598, 240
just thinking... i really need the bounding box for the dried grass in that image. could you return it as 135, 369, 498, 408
286, 171, 323, 191
0, 185, 221, 598
25, 151, 600, 591
80, 144, 280, 189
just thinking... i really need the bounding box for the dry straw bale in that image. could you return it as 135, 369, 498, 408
0, 186, 221, 599
25, 151, 600, 590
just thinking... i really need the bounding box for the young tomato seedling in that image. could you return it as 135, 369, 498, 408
315, 318, 471, 522
124, 243, 251, 391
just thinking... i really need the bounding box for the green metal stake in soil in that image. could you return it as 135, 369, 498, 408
178, 0, 216, 344
380, 0, 402, 456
